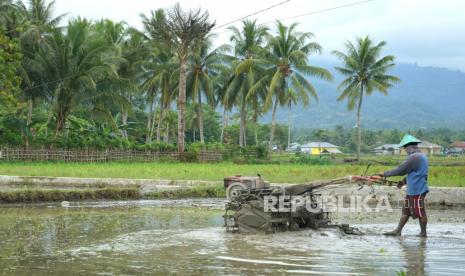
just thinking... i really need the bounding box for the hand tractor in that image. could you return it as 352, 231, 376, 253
223, 174, 398, 234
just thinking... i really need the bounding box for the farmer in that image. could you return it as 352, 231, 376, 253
378, 134, 429, 237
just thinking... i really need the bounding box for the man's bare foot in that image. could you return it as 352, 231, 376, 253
383, 229, 401, 236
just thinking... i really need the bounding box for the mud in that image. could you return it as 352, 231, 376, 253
1, 198, 464, 275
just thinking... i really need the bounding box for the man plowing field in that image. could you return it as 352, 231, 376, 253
378, 134, 429, 238
222, 134, 430, 236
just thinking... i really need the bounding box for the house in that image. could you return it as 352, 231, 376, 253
451, 141, 465, 151
300, 142, 342, 155
417, 141, 442, 156
286, 142, 301, 152
451, 141, 465, 149
400, 141, 442, 156
373, 144, 401, 155
449, 141, 465, 155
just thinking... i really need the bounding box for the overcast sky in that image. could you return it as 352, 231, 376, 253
53, 0, 465, 72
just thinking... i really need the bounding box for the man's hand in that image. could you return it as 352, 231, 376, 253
397, 179, 406, 189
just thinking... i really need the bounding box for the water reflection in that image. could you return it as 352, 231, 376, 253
400, 238, 426, 275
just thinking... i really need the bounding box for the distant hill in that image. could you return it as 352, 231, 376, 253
262, 62, 465, 130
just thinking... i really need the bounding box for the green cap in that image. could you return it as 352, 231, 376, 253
399, 134, 421, 148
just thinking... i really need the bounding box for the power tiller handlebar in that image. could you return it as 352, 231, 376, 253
349, 175, 402, 191
302, 175, 402, 193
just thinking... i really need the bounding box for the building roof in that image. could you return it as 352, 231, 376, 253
373, 144, 401, 150
287, 143, 301, 150
418, 141, 442, 149
373, 141, 442, 150
301, 142, 339, 148
325, 148, 342, 154
451, 141, 465, 148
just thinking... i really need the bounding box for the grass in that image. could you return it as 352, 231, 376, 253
0, 184, 225, 204
359, 155, 465, 166
0, 188, 141, 203
0, 161, 464, 187
144, 184, 225, 199
273, 153, 465, 165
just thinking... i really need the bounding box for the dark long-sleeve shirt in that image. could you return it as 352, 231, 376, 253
384, 152, 429, 195
384, 153, 422, 177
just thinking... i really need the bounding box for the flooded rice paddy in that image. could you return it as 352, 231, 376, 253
1, 199, 465, 275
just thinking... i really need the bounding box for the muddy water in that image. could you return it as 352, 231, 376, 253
1, 199, 465, 275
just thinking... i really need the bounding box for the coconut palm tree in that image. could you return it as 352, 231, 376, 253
250, 88, 266, 146
140, 49, 177, 144
227, 19, 269, 147
284, 90, 298, 149
214, 69, 235, 144
263, 21, 333, 155
162, 109, 178, 143
94, 19, 140, 140
141, 4, 214, 152
17, 0, 67, 125
185, 103, 200, 141
33, 18, 126, 135
332, 36, 400, 160
187, 35, 229, 144
0, 0, 13, 20
0, 0, 18, 33
118, 28, 147, 139
141, 12, 180, 143
17, 0, 66, 43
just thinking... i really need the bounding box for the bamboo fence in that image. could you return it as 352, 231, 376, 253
0, 148, 224, 163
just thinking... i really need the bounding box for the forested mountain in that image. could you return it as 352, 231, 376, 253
264, 62, 465, 129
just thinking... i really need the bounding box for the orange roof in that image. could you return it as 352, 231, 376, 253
451, 141, 465, 148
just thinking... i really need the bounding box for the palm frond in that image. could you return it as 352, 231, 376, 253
294, 72, 318, 101
290, 74, 309, 106
295, 65, 333, 81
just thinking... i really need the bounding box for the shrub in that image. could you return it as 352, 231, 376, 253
188, 141, 205, 153
179, 151, 198, 162
255, 145, 268, 159
149, 141, 176, 152
291, 154, 332, 165
205, 142, 225, 151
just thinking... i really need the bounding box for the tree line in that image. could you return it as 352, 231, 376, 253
292, 127, 465, 153
0, 0, 400, 159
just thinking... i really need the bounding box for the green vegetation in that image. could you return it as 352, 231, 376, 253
0, 181, 225, 203
141, 4, 214, 152
0, 0, 428, 154
0, 188, 141, 203
145, 184, 225, 199
1, 1, 463, 155
0, 161, 464, 187
263, 21, 333, 154
292, 127, 465, 154
0, 183, 223, 203
0, 33, 21, 118
333, 36, 400, 160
